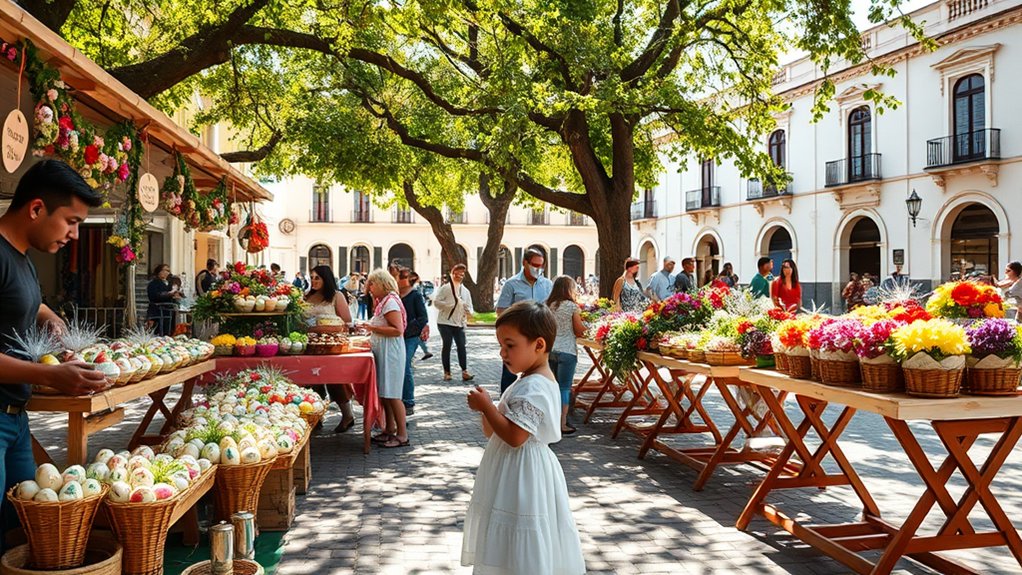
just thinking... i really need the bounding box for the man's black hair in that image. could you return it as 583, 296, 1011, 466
11, 160, 104, 212
757, 256, 773, 269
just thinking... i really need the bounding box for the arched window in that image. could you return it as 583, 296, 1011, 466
497, 246, 512, 279
953, 74, 985, 160
388, 243, 414, 269
848, 106, 872, 180
350, 246, 370, 274
768, 130, 785, 168
308, 244, 332, 271
563, 245, 585, 281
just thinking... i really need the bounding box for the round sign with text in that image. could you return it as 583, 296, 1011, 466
2, 110, 28, 174
137, 172, 160, 212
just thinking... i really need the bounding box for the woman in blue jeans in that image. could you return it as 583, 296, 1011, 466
398, 268, 429, 415
546, 276, 586, 434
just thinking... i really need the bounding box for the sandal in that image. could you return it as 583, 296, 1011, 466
562, 426, 577, 435
334, 417, 355, 434
381, 436, 411, 448
443, 373, 452, 381
371, 433, 393, 444
462, 372, 474, 381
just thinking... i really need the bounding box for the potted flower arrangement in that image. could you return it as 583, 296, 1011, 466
925, 281, 1005, 321
599, 314, 645, 382
964, 318, 1022, 395
852, 319, 904, 393
807, 318, 863, 387
775, 317, 816, 379
703, 317, 752, 366
739, 327, 774, 368
890, 318, 971, 398
580, 297, 616, 326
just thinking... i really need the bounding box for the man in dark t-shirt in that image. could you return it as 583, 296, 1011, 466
0, 160, 108, 552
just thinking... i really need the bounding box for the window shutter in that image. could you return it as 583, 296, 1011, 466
514, 247, 522, 269
299, 257, 308, 275
338, 246, 348, 277
373, 246, 383, 269
549, 248, 558, 276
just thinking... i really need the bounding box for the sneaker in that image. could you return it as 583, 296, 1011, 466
420, 353, 434, 361
405, 406, 415, 415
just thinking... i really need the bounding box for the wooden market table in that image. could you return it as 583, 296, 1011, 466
27, 359, 217, 466
199, 353, 384, 454
737, 367, 1022, 574
574, 339, 653, 422
635, 353, 794, 490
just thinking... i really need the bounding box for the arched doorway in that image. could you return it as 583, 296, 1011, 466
388, 243, 415, 270
441, 244, 469, 280
848, 218, 881, 282
497, 246, 513, 280
694, 234, 720, 287
950, 204, 998, 278
350, 246, 370, 274
638, 241, 656, 283
766, 228, 793, 277
308, 244, 332, 271
563, 245, 584, 281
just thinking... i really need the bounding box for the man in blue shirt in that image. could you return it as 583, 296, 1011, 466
646, 257, 675, 302
496, 248, 554, 393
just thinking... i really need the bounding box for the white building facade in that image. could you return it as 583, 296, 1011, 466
259, 176, 601, 287
632, 0, 1022, 311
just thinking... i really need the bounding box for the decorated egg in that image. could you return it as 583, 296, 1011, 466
94, 449, 115, 465
58, 481, 83, 502
106, 455, 128, 470
154, 453, 175, 464
176, 443, 200, 459
187, 438, 205, 452
222, 446, 241, 466
163, 440, 184, 456
82, 478, 103, 497
240, 447, 261, 465
219, 436, 238, 453
129, 467, 155, 488
108, 466, 129, 483
16, 480, 40, 500
152, 483, 177, 500
200, 443, 221, 463
131, 445, 155, 461
237, 436, 256, 452
197, 458, 212, 472
233, 405, 247, 417
257, 439, 278, 460
129, 486, 157, 503
34, 488, 58, 502
170, 473, 190, 491
275, 435, 295, 454
62, 465, 87, 486
127, 456, 151, 471
35, 464, 63, 492
108, 482, 131, 503
116, 450, 131, 459
86, 463, 110, 482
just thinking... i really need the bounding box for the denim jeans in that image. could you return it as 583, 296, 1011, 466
0, 412, 36, 555
438, 324, 467, 374
402, 336, 419, 408
417, 338, 430, 355
357, 300, 369, 320
548, 351, 578, 406
500, 364, 517, 395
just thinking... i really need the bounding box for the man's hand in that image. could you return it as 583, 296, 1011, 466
421, 325, 430, 342
467, 386, 494, 413
42, 362, 108, 396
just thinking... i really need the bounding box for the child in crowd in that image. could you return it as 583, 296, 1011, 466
462, 301, 585, 574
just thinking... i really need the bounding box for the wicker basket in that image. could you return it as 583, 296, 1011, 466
213, 457, 276, 523
688, 349, 706, 363
774, 353, 790, 375
903, 367, 964, 398
860, 361, 905, 393
1, 534, 121, 575
705, 351, 754, 366
809, 354, 821, 381
964, 367, 1022, 396
104, 469, 216, 575
787, 355, 812, 379
5, 486, 108, 570
677, 347, 690, 360
818, 359, 861, 387
181, 560, 264, 575
300, 411, 325, 430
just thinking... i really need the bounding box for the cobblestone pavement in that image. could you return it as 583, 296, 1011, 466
29, 324, 1022, 574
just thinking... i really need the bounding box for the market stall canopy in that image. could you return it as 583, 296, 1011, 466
0, 2, 272, 203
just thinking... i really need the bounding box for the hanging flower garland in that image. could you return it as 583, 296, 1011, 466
238, 208, 269, 254
106, 124, 145, 266
160, 153, 234, 232
198, 178, 232, 232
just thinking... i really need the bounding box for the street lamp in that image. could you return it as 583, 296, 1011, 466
906, 190, 922, 227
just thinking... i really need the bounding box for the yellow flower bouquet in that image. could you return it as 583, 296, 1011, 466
890, 318, 971, 397
211, 334, 237, 356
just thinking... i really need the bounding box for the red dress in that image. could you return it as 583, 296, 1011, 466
772, 278, 802, 312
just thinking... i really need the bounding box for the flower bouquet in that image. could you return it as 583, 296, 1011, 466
210, 334, 236, 357
807, 318, 863, 386
775, 317, 816, 378
739, 328, 774, 368
963, 319, 1022, 395
580, 297, 616, 326
234, 336, 257, 357
890, 319, 971, 398
600, 314, 645, 382
852, 319, 904, 392
925, 281, 1005, 320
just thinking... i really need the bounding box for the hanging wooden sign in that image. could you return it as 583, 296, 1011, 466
2, 110, 28, 174
137, 172, 159, 212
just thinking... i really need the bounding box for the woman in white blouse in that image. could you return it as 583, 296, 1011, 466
433, 264, 475, 381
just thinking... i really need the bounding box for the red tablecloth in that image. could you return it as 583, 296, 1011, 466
201, 354, 384, 451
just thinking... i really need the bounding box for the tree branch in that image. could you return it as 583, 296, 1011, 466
17, 0, 78, 32
220, 130, 282, 163
494, 11, 577, 91
620, 0, 682, 83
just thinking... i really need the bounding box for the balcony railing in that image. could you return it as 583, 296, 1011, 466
568, 212, 588, 226
948, 0, 988, 20
926, 128, 1000, 168
825, 153, 882, 187
630, 201, 657, 220
447, 211, 466, 224
685, 187, 721, 211
351, 209, 373, 223
529, 211, 549, 225
392, 209, 414, 223
747, 177, 792, 201
309, 208, 333, 223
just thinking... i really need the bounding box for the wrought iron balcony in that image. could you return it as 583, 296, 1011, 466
568, 212, 588, 226
392, 209, 414, 223
630, 201, 657, 220
926, 128, 1000, 169
350, 210, 373, 223
529, 210, 549, 225
825, 153, 882, 187
309, 208, 333, 223
747, 177, 792, 201
684, 188, 721, 211
447, 210, 466, 224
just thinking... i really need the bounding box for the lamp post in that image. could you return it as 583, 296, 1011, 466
906, 190, 922, 227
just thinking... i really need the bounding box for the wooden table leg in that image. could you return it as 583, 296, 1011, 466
30, 434, 53, 466
67, 412, 88, 466
611, 366, 661, 438
128, 387, 170, 450
159, 379, 196, 435
635, 367, 712, 456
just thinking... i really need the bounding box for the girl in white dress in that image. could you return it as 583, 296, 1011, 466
364, 269, 410, 448
463, 301, 585, 574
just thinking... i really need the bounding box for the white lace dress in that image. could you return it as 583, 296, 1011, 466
461, 374, 586, 575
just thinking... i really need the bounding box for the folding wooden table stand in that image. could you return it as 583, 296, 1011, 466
574, 339, 647, 422
737, 368, 1022, 574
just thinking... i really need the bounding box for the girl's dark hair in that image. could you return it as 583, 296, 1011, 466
781, 259, 800, 287
1008, 261, 1022, 277
451, 263, 467, 273
624, 257, 640, 270
495, 301, 557, 353
309, 265, 338, 302
152, 263, 169, 278
546, 276, 578, 310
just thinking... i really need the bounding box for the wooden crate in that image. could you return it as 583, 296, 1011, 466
293, 440, 311, 495
257, 467, 296, 531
